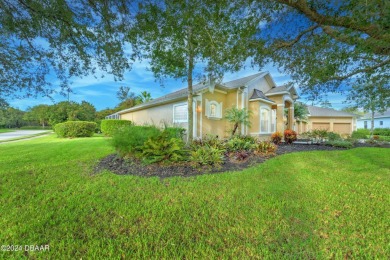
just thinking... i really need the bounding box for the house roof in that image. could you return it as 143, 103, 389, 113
359, 109, 390, 119
117, 72, 269, 114
307, 105, 358, 117
249, 89, 275, 103
266, 85, 288, 94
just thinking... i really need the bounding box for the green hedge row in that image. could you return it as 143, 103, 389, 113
373, 128, 390, 136
54, 121, 96, 138
100, 119, 133, 136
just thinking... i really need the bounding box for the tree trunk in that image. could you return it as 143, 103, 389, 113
370, 109, 375, 138
232, 123, 239, 136
187, 26, 194, 143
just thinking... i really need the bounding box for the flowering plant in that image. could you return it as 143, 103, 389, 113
284, 130, 297, 144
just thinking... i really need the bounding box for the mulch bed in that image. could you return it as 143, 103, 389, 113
94, 143, 386, 178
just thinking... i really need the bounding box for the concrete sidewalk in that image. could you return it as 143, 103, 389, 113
0, 130, 51, 141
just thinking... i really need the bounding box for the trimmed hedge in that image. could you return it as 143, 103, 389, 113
373, 128, 390, 136
55, 121, 97, 138
101, 119, 133, 136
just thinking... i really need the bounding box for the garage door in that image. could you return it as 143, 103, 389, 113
333, 123, 351, 134
312, 123, 330, 131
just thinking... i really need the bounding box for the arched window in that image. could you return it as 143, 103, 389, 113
260, 107, 270, 133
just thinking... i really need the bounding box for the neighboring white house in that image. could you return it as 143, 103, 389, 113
357, 109, 390, 129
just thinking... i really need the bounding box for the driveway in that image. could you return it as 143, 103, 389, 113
0, 130, 51, 141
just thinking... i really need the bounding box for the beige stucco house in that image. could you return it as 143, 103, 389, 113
116, 72, 298, 139
296, 106, 357, 135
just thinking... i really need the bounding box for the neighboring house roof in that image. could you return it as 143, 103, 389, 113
359, 109, 390, 119
117, 72, 269, 114
307, 105, 358, 117
249, 89, 275, 103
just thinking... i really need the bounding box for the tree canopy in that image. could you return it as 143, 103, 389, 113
129, 0, 259, 141
0, 0, 132, 99
252, 0, 390, 97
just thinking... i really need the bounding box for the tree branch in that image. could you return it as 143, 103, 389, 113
330, 58, 390, 81
274, 24, 319, 49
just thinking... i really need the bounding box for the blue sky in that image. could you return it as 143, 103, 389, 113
8, 59, 348, 111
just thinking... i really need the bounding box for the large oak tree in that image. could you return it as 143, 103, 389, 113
0, 0, 132, 99
252, 0, 390, 98
129, 0, 259, 141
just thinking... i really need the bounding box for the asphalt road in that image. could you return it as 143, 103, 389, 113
0, 130, 50, 141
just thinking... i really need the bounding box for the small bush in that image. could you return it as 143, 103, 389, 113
234, 150, 250, 161
271, 132, 283, 145
190, 145, 224, 166
226, 136, 255, 152
111, 125, 160, 156
325, 140, 353, 149
101, 119, 133, 136
192, 135, 225, 150
373, 135, 380, 140
327, 132, 342, 141
255, 141, 277, 155
373, 128, 390, 136
284, 130, 297, 144
142, 131, 186, 164
54, 121, 96, 138
352, 129, 369, 139
163, 127, 186, 139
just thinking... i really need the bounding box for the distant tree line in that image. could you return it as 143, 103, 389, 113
0, 89, 152, 129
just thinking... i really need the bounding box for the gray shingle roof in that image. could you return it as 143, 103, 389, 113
118, 72, 267, 114
249, 89, 275, 103
223, 72, 267, 88
360, 109, 390, 119
266, 85, 288, 94
307, 105, 357, 117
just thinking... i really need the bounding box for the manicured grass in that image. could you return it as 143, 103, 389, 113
0, 129, 14, 133
0, 135, 389, 259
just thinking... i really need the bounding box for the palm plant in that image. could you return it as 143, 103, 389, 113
225, 107, 252, 136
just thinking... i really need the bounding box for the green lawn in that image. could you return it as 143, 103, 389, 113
0, 129, 14, 133
1, 135, 389, 259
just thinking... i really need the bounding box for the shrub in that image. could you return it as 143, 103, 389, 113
271, 131, 283, 144
111, 125, 160, 156
142, 131, 186, 164
373, 128, 390, 136
351, 129, 368, 139
192, 134, 224, 150
190, 145, 224, 166
255, 141, 277, 155
234, 150, 250, 161
101, 119, 133, 136
284, 130, 297, 144
327, 132, 342, 141
325, 140, 353, 149
373, 135, 380, 140
163, 127, 186, 139
54, 121, 96, 138
226, 136, 255, 152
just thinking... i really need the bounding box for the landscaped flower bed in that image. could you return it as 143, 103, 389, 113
95, 126, 389, 178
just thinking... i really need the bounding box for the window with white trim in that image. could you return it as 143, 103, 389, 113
205, 99, 222, 119
260, 107, 270, 133
173, 103, 188, 123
